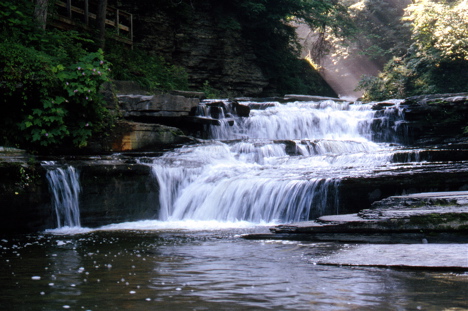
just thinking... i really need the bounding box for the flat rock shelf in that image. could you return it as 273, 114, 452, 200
243, 191, 468, 270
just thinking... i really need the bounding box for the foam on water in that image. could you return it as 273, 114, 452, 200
45, 220, 272, 234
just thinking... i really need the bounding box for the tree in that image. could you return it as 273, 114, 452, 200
34, 0, 48, 30
405, 0, 468, 61
96, 0, 108, 48
357, 0, 468, 100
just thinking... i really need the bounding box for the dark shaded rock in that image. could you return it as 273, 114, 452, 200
206, 102, 227, 119
170, 90, 206, 100
79, 164, 159, 227
133, 2, 269, 96
337, 167, 468, 215
118, 93, 200, 118
232, 101, 250, 117
0, 162, 53, 233
371, 93, 468, 146
0, 161, 163, 232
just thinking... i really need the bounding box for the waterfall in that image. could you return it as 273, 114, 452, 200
150, 99, 391, 224
45, 165, 81, 228
39, 99, 398, 229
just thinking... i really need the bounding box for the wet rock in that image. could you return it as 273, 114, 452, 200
315, 244, 468, 270
232, 101, 250, 117
338, 167, 468, 214
284, 94, 346, 102
108, 121, 196, 152
372, 93, 468, 146
78, 164, 159, 227
261, 191, 468, 243
206, 101, 228, 119
371, 102, 396, 110
0, 160, 163, 232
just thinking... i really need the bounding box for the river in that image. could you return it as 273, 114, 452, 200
1, 230, 467, 311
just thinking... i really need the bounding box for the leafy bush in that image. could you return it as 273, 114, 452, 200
20, 50, 111, 147
0, 43, 111, 148
107, 46, 188, 92
0, 1, 112, 150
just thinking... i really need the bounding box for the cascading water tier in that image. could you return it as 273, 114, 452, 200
149, 99, 396, 224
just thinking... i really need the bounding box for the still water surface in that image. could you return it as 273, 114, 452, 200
1, 227, 466, 311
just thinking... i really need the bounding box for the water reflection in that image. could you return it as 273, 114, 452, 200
0, 231, 466, 310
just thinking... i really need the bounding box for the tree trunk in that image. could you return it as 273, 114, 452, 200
96, 0, 108, 49
34, 0, 49, 30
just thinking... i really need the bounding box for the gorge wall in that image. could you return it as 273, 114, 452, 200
118, 1, 334, 97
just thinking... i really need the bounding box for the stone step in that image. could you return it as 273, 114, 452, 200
263, 191, 468, 239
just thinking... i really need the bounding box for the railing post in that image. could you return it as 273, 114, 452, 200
130, 13, 133, 49
116, 9, 120, 35
66, 0, 72, 19
84, 0, 89, 25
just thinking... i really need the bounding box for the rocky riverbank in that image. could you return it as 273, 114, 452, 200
244, 191, 468, 243
243, 191, 468, 270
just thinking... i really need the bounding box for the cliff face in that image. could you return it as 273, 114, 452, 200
130, 2, 268, 96
119, 1, 336, 97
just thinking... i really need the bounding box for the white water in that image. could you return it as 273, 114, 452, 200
148, 100, 394, 226
44, 99, 399, 232
45, 165, 81, 228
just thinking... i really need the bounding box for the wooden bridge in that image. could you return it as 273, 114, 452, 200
51, 0, 133, 46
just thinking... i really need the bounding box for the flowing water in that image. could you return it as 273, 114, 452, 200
149, 100, 395, 223
2, 99, 467, 310
45, 164, 81, 228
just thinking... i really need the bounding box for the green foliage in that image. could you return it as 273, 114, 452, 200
346, 0, 412, 66
107, 46, 188, 92
0, 0, 36, 37
0, 1, 112, 150
18, 51, 111, 147
357, 0, 468, 100
0, 43, 57, 144
201, 81, 222, 99
406, 0, 468, 61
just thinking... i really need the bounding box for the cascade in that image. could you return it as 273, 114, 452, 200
44, 164, 81, 228
149, 99, 395, 224
41, 99, 407, 229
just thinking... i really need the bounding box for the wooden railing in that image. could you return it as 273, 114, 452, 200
52, 0, 133, 46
